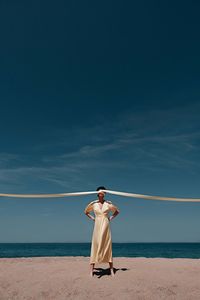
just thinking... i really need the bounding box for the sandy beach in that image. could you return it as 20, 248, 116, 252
0, 256, 200, 300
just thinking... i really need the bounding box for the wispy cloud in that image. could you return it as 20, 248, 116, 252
0, 102, 200, 191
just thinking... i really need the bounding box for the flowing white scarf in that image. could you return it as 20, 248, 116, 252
0, 189, 200, 202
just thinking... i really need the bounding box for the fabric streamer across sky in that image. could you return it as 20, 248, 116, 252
0, 189, 200, 202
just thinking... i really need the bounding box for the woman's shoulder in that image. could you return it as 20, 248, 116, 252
105, 200, 113, 204
88, 200, 99, 205
87, 200, 113, 205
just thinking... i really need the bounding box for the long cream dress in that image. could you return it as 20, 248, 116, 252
84, 199, 120, 264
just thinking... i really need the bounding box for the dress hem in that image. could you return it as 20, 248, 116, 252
90, 260, 113, 264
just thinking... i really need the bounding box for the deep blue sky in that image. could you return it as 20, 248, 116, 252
0, 0, 200, 242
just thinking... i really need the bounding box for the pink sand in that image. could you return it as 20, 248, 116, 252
0, 256, 200, 299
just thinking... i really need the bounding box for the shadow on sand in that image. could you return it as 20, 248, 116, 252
93, 267, 129, 278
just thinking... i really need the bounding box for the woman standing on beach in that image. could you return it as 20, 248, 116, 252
84, 186, 120, 277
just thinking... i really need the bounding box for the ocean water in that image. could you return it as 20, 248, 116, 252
0, 243, 200, 259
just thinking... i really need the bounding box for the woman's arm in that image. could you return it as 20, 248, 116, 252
85, 212, 95, 221
84, 201, 95, 221
109, 210, 119, 221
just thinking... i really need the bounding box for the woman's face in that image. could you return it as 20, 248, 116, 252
98, 192, 105, 200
